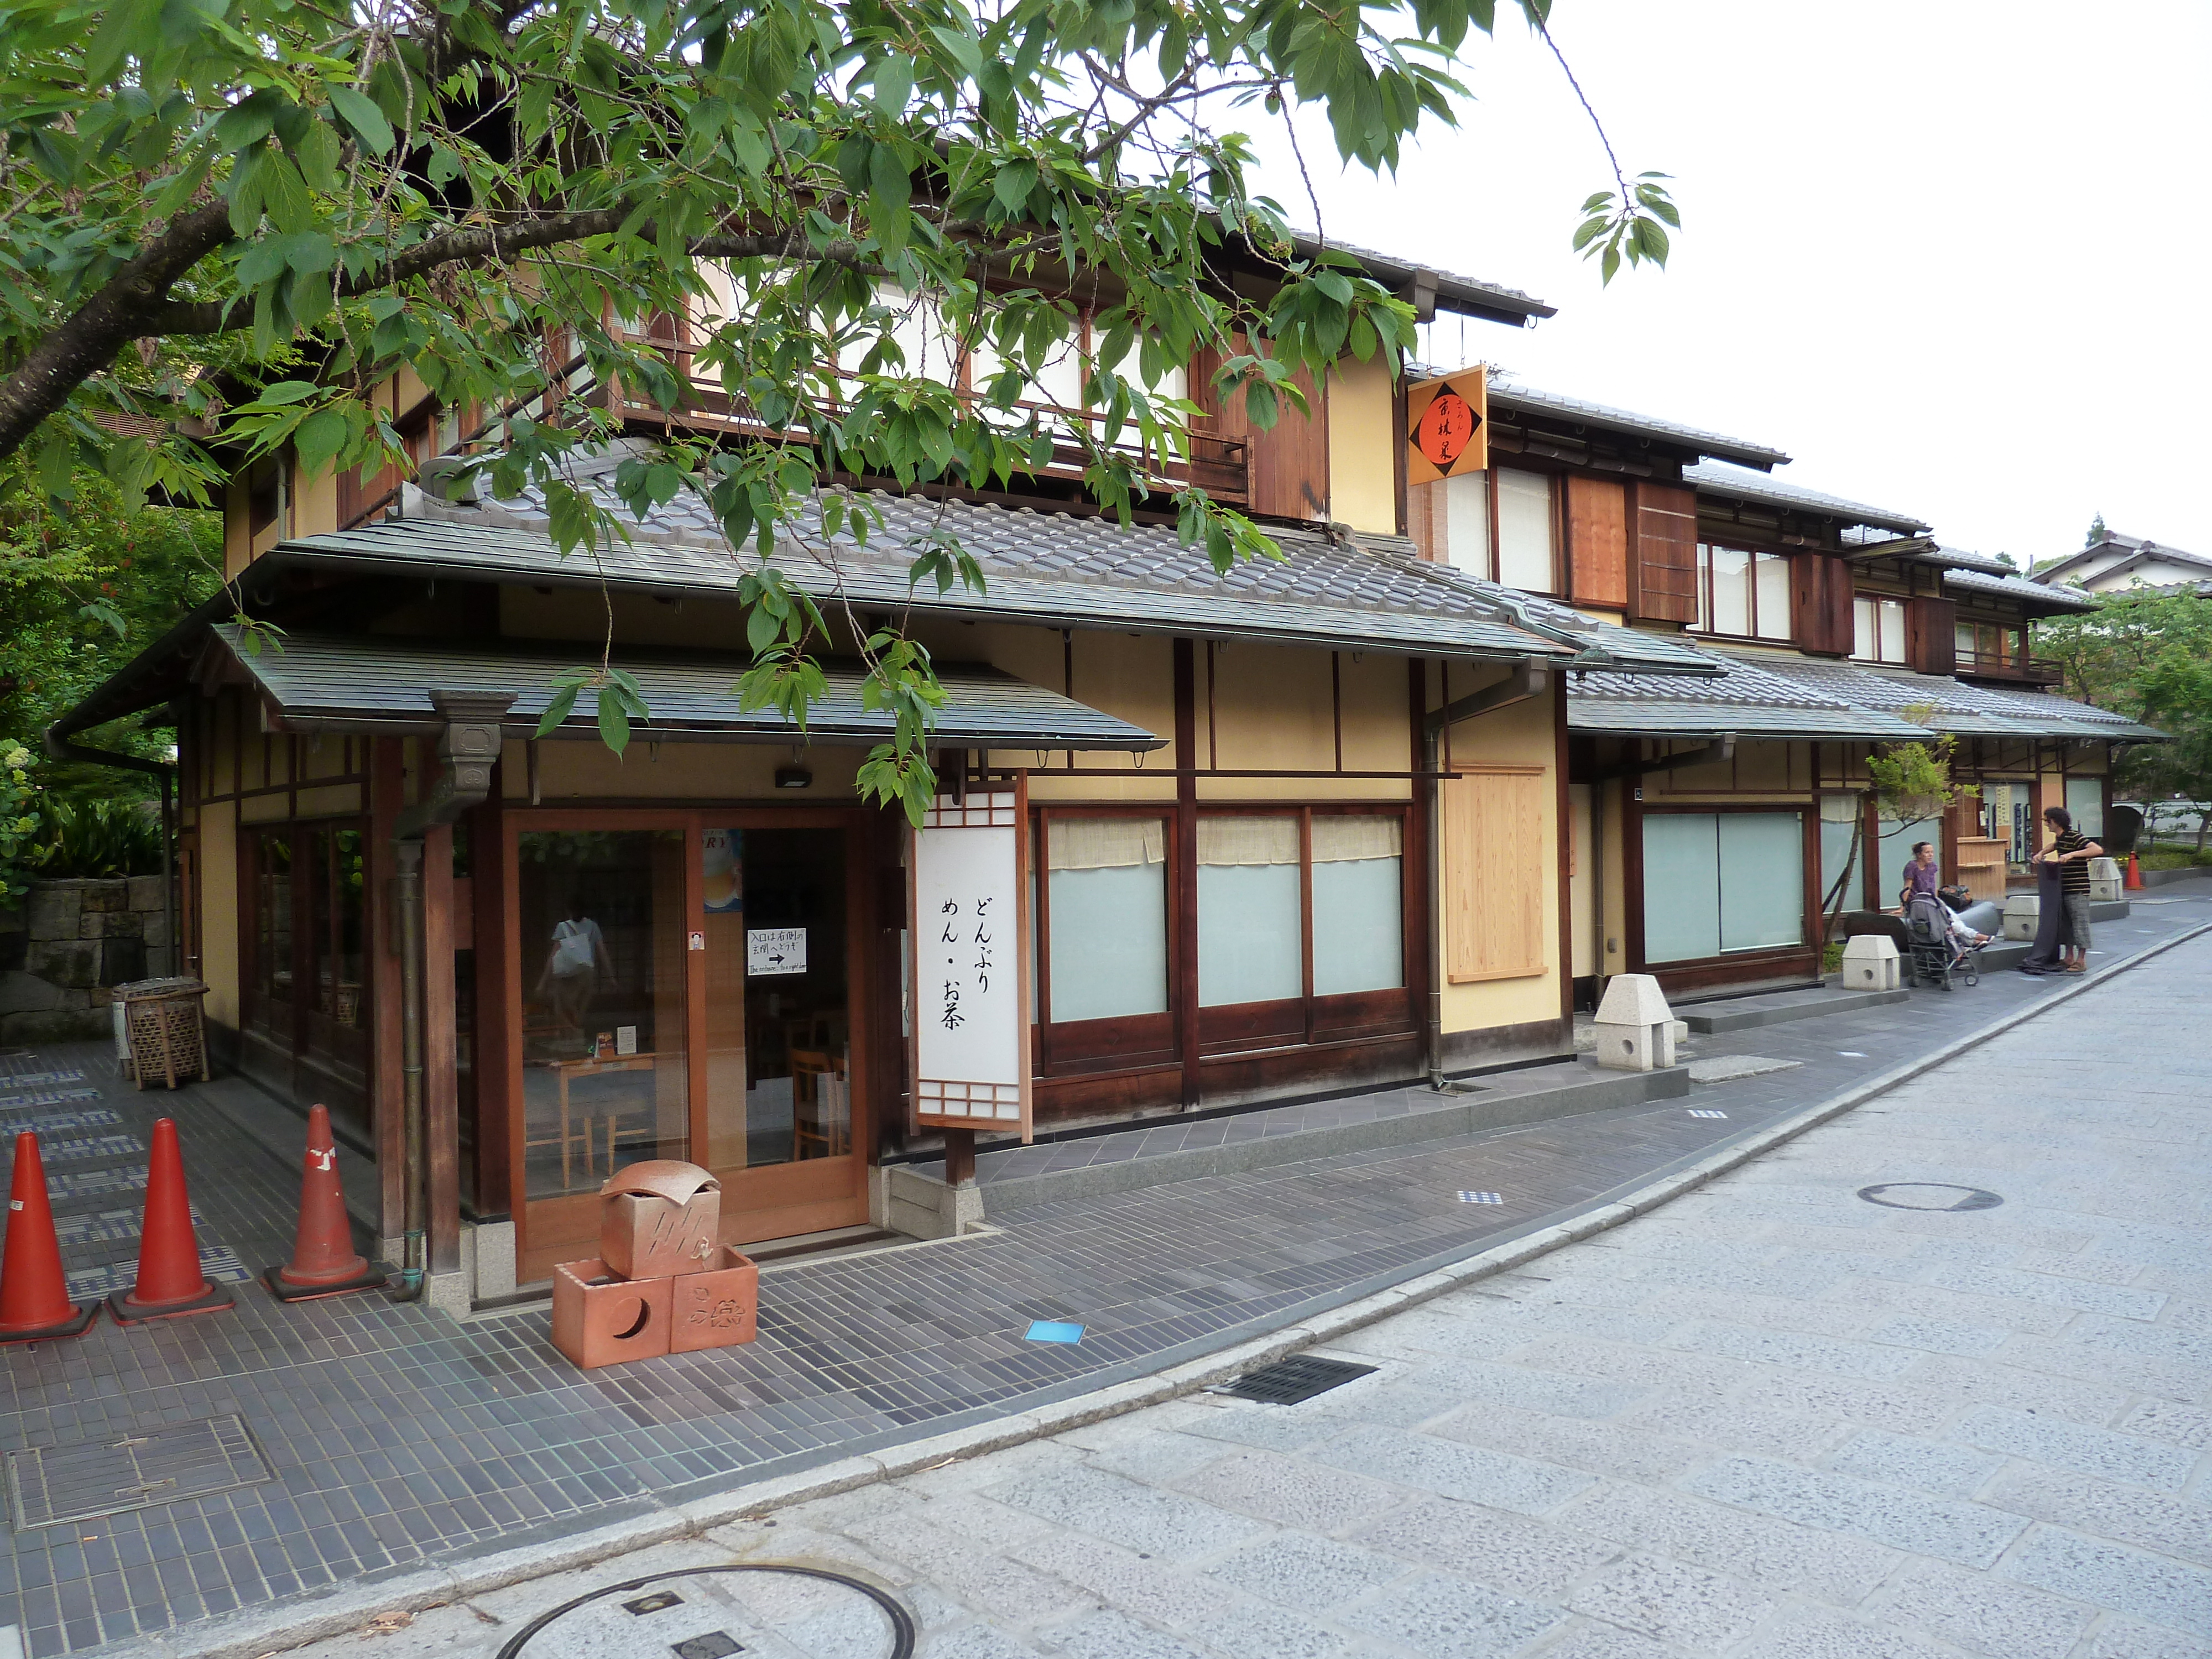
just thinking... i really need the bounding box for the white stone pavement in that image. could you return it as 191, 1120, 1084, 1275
272, 933, 2212, 1659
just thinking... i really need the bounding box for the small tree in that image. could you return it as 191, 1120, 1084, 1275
2085, 512, 2107, 548
1822, 719, 1978, 930
2039, 589, 2212, 847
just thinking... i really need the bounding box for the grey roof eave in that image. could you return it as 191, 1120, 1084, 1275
1485, 386, 1788, 469
262, 521, 1579, 667
213, 626, 1167, 750
1687, 461, 1930, 535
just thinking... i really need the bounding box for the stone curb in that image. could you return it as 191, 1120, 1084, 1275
122, 920, 2212, 1659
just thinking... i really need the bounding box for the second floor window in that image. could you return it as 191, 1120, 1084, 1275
1694, 544, 1792, 640
1954, 621, 2021, 666
1494, 468, 1557, 593
1853, 595, 1907, 664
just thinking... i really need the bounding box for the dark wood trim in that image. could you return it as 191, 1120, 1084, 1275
1299, 810, 1316, 1042
1554, 672, 1573, 1021
1646, 947, 1821, 997
1173, 639, 1201, 1108
1331, 654, 1343, 774
470, 781, 512, 1218
1623, 772, 1646, 969
370, 739, 405, 1242
1407, 659, 1432, 1060
1391, 352, 1410, 537
421, 819, 461, 1277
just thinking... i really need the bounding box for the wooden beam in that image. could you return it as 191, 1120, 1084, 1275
1592, 735, 1737, 785
1173, 639, 1200, 1109
1428, 661, 1551, 734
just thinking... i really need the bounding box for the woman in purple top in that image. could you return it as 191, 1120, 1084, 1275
1901, 842, 1992, 952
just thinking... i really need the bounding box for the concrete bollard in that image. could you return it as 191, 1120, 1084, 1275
1593, 974, 1676, 1072
2002, 892, 2041, 941
1839, 934, 1901, 992
2087, 857, 2121, 903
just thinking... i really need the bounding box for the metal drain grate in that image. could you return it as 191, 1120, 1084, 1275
9, 1415, 272, 1529
1213, 1355, 1377, 1406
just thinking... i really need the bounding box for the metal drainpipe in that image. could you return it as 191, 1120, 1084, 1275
386, 690, 515, 1305
390, 839, 429, 1299
43, 729, 178, 976
1589, 776, 1606, 1010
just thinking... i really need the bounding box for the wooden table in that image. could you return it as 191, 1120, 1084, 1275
532, 1053, 660, 1188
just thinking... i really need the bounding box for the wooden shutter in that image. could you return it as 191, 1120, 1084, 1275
1443, 765, 1548, 983
1791, 554, 1856, 656
1195, 335, 1328, 523
1626, 482, 1698, 623
1565, 476, 1629, 608
1908, 596, 1958, 676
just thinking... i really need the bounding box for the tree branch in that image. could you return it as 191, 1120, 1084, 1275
0, 200, 233, 465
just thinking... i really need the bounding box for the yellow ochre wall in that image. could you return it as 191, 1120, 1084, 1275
1437, 682, 1561, 1036
1326, 356, 1399, 537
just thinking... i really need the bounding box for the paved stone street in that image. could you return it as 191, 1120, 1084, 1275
1, 892, 2205, 1657
292, 923, 2212, 1659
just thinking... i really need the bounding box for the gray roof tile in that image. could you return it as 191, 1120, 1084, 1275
1687, 460, 1929, 535
216, 627, 1165, 749
1943, 567, 2099, 612
1485, 380, 1788, 468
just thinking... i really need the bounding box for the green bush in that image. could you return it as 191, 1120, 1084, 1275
2140, 847, 2212, 872
32, 795, 163, 878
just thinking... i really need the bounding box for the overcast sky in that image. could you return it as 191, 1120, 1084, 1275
1242, 1, 2211, 566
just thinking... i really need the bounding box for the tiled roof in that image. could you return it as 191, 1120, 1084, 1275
1687, 460, 1930, 535
1569, 645, 2167, 743
215, 627, 1165, 749
1569, 650, 1932, 740
1943, 567, 2100, 613
269, 449, 1720, 674
1291, 233, 1554, 325
1739, 652, 2165, 740
1927, 544, 2017, 576
1486, 381, 1789, 469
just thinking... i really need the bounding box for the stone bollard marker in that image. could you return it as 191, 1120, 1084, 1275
2001, 892, 2041, 942
2087, 857, 2122, 903
1593, 974, 1677, 1072
1839, 934, 1901, 992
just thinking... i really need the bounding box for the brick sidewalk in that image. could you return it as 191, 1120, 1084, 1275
1, 888, 2205, 1657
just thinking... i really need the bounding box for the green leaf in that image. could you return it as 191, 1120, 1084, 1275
872, 54, 914, 113
534, 683, 581, 737
597, 685, 633, 754
326, 85, 394, 155
992, 159, 1037, 211
294, 407, 348, 478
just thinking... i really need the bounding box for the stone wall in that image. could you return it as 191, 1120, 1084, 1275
0, 877, 173, 1044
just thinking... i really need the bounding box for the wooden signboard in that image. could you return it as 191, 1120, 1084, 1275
1406, 366, 1488, 486
909, 781, 1032, 1141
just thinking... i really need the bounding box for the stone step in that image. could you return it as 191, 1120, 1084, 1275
891, 1058, 1692, 1223
1684, 985, 1910, 1035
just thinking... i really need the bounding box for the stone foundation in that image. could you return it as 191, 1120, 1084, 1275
0, 875, 173, 1043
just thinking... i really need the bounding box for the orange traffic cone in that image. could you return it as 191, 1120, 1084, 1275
263, 1105, 385, 1302
2126, 853, 2145, 891
108, 1118, 233, 1322
0, 1132, 98, 1344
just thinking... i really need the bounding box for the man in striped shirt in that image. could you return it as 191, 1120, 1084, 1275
2035, 806, 2103, 974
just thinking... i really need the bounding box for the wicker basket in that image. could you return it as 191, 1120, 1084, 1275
114, 977, 211, 1090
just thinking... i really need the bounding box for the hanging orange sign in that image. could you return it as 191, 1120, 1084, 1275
1406, 367, 1488, 485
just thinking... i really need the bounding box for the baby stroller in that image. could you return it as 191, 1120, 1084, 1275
1904, 893, 1979, 990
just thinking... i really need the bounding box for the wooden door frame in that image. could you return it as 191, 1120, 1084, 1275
503, 804, 874, 1283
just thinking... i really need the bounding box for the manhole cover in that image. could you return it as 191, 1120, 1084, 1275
1857, 1183, 2003, 1212
9, 1415, 272, 1529
500, 1566, 914, 1659
1212, 1355, 1378, 1406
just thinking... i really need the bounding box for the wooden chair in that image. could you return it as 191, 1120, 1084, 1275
791, 1048, 849, 1160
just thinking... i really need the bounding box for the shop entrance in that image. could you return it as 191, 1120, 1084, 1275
504, 810, 870, 1283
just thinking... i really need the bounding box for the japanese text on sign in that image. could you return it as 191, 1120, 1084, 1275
912, 791, 1026, 1131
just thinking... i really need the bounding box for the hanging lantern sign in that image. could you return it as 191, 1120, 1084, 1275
1406, 366, 1488, 485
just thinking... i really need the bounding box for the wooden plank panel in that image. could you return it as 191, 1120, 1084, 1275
1909, 595, 1958, 676
1791, 553, 1855, 656
1199, 335, 1328, 522
1627, 482, 1698, 623
1443, 765, 1547, 983
1565, 476, 1629, 608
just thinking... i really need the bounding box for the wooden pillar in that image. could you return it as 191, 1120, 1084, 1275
1552, 671, 1573, 1021
1406, 658, 1433, 1041
470, 786, 513, 1219
1173, 639, 1201, 1109
422, 821, 462, 1277
369, 739, 406, 1247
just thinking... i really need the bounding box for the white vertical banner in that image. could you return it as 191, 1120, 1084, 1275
910, 781, 1031, 1140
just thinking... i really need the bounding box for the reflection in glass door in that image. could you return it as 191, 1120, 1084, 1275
700, 827, 851, 1176
517, 829, 689, 1198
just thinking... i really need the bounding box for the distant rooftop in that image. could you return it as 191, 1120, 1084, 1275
1486, 380, 1789, 470
1686, 460, 1930, 536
